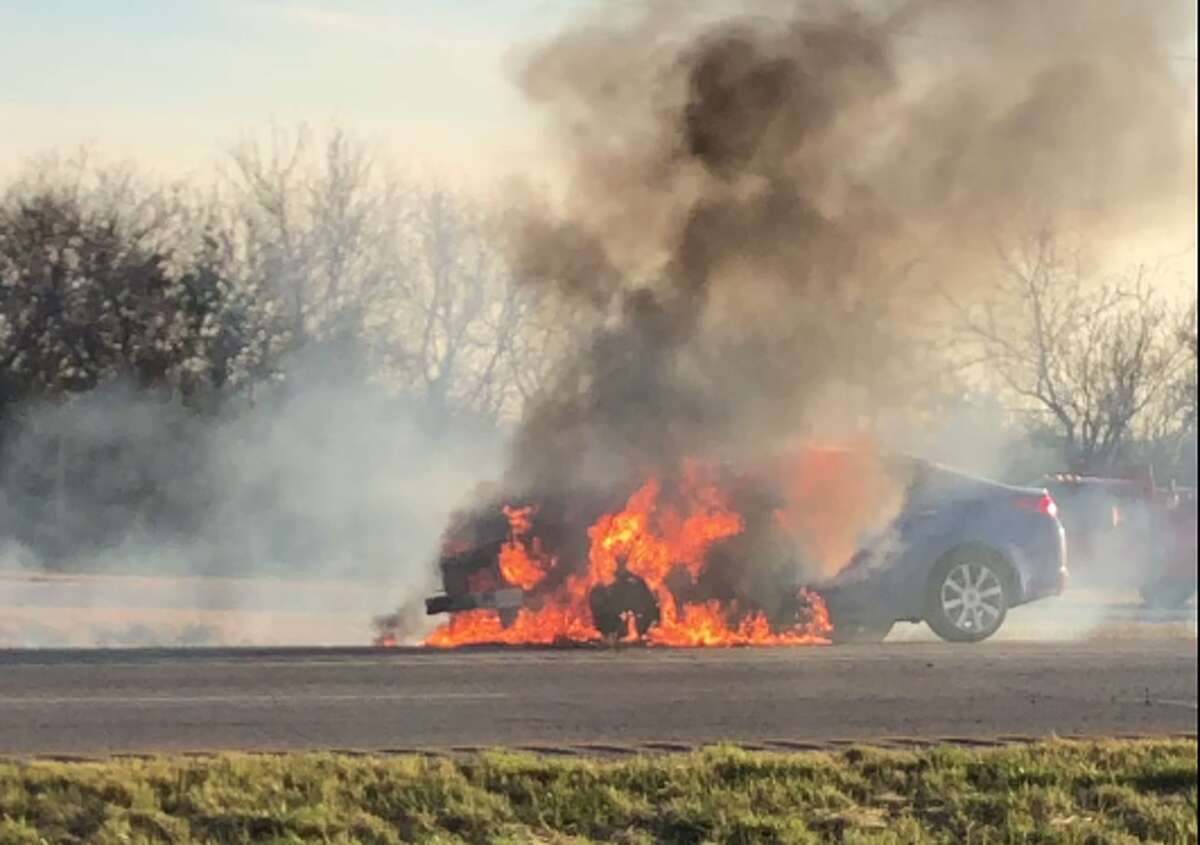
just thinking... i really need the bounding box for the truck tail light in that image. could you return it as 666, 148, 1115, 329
1016, 492, 1058, 518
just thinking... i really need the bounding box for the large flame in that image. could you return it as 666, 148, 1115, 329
425, 458, 834, 648
775, 437, 906, 578
497, 505, 549, 591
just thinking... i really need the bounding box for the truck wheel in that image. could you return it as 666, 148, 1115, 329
1141, 581, 1197, 611
925, 549, 1010, 643
589, 573, 660, 640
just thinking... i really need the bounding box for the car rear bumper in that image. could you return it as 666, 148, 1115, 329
425, 588, 524, 616
1011, 520, 1068, 604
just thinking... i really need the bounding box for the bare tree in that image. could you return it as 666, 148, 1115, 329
950, 229, 1191, 474
222, 126, 564, 422
501, 289, 579, 408
381, 186, 531, 421
222, 125, 401, 357
1134, 297, 1199, 481
1168, 297, 1198, 435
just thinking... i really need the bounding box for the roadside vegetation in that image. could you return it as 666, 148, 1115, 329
1, 133, 1196, 578
0, 739, 1194, 844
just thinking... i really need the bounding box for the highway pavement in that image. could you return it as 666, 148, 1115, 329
1, 640, 1195, 756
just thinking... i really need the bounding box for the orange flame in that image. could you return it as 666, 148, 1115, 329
425, 597, 600, 647
774, 437, 904, 578
647, 590, 831, 647
498, 505, 550, 591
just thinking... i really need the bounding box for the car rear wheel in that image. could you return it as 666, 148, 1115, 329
925, 550, 1010, 643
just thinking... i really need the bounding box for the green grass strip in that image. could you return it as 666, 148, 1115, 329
0, 739, 1195, 844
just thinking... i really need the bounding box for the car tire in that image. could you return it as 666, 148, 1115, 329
829, 622, 893, 645
589, 573, 660, 640
925, 548, 1011, 643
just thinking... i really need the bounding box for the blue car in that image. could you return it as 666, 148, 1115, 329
820, 458, 1068, 643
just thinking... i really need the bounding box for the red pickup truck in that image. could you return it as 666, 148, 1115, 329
1142, 487, 1197, 609
1037, 472, 1196, 609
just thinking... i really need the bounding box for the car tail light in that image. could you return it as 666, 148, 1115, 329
1015, 492, 1058, 518
1111, 505, 1122, 527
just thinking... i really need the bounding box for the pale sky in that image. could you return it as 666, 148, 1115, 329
0, 0, 1195, 255
0, 0, 590, 180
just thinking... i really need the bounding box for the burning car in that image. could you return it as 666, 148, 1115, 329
423, 447, 1068, 646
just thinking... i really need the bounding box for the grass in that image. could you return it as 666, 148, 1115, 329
0, 740, 1195, 844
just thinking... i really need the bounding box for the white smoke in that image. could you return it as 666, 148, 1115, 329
0, 366, 507, 648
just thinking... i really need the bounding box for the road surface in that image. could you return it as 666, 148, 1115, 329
1, 640, 1195, 756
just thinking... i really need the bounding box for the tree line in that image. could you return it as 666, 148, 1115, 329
0, 132, 567, 422
0, 127, 1195, 571
0, 130, 565, 571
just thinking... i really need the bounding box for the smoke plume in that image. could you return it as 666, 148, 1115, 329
499, 0, 1193, 497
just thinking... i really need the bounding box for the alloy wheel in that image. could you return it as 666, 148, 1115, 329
939, 561, 1005, 635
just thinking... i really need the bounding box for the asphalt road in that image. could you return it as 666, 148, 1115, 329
1, 641, 1195, 756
